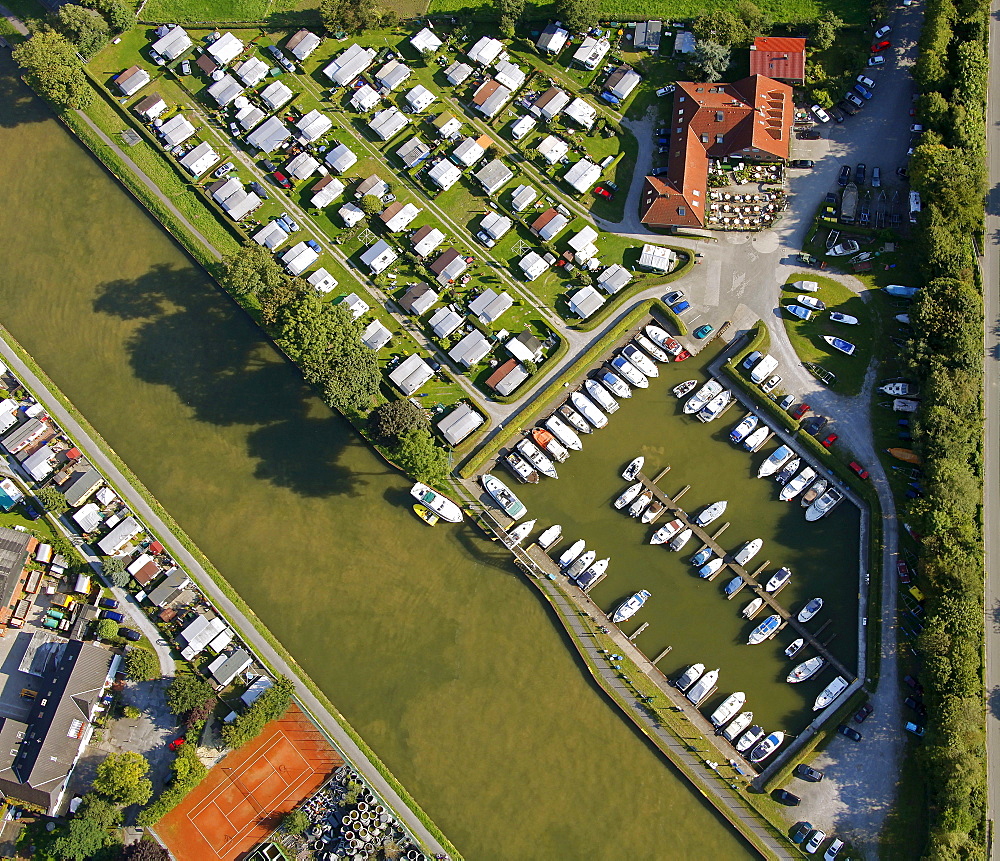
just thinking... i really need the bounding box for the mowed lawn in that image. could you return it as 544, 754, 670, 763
779, 273, 875, 397
140, 0, 274, 23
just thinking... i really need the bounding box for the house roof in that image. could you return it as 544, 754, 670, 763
474, 159, 513, 192
339, 202, 364, 227
473, 81, 512, 116
605, 67, 641, 100
445, 61, 473, 85
436, 403, 484, 445
531, 207, 569, 241
519, 251, 548, 280
134, 94, 166, 118
195, 53, 217, 76
311, 175, 345, 208
287, 152, 320, 179
307, 267, 338, 293
638, 243, 677, 272
236, 104, 265, 131
287, 29, 321, 60
296, 109, 332, 142
410, 27, 443, 54
531, 87, 570, 119
234, 56, 269, 86
0, 527, 31, 611
480, 211, 512, 239
537, 23, 569, 53
247, 116, 290, 153
564, 159, 601, 193
159, 114, 195, 147
597, 262, 632, 294
565, 97, 597, 127
351, 84, 380, 111
359, 239, 397, 274
468, 35, 503, 65
151, 26, 191, 60
253, 221, 289, 249
511, 184, 537, 211
323, 43, 376, 86
428, 305, 463, 338
634, 19, 662, 51
381, 202, 420, 231
179, 141, 219, 176
325, 142, 357, 173
406, 84, 436, 112
537, 134, 569, 163
281, 241, 319, 275
260, 80, 293, 110
452, 136, 486, 166
573, 36, 610, 69
506, 330, 542, 363
388, 354, 434, 395
485, 359, 528, 395
208, 649, 253, 687
376, 59, 411, 90
494, 60, 525, 90
369, 107, 409, 140
448, 330, 492, 368
412, 225, 445, 256
361, 319, 392, 350
468, 288, 512, 323
396, 136, 430, 168
749, 36, 807, 82
208, 32, 244, 65
61, 467, 102, 508
116, 66, 149, 96
399, 283, 439, 314
569, 285, 605, 318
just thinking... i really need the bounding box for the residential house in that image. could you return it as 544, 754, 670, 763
638, 244, 677, 272
134, 94, 167, 120
449, 330, 491, 368
209, 178, 261, 220
339, 203, 365, 227
485, 359, 528, 395
428, 306, 462, 338
410, 27, 443, 55
573, 36, 610, 70
151, 25, 191, 61
236, 104, 265, 131
468, 288, 512, 324
568, 285, 605, 318
61, 467, 102, 508
748, 36, 806, 85
638, 75, 793, 229
472, 80, 513, 118
128, 553, 161, 589
361, 319, 392, 351
325, 143, 358, 173
564, 97, 597, 129
467, 36, 504, 66
428, 159, 461, 190
234, 56, 269, 86
605, 68, 641, 101
369, 107, 409, 140
388, 354, 434, 395
511, 184, 537, 212
537, 134, 569, 165
323, 44, 377, 86
567, 226, 600, 262
296, 110, 332, 143
380, 202, 421, 232
280, 242, 319, 276
0, 527, 32, 625
360, 239, 398, 275
159, 114, 195, 147
307, 268, 338, 293
436, 403, 484, 445
375, 60, 411, 92
530, 207, 569, 241
406, 84, 436, 113
452, 136, 488, 168
287, 29, 321, 61
310, 175, 345, 208
399, 283, 438, 315
72, 504, 100, 534
536, 22, 569, 54
530, 87, 570, 120
411, 225, 445, 257
494, 60, 525, 91
356, 175, 388, 199
115, 66, 149, 97
253, 221, 289, 249
519, 251, 549, 281
206, 74, 244, 107
351, 84, 380, 112
474, 159, 513, 195
634, 20, 662, 52
195, 54, 218, 76
148, 568, 191, 607
208, 650, 253, 688
675, 30, 696, 54
0, 401, 17, 435
207, 32, 244, 66
429, 248, 467, 285
432, 112, 462, 140
564, 158, 601, 193
334, 293, 369, 318
396, 136, 430, 169
597, 262, 632, 294
286, 152, 320, 180
2, 419, 46, 455
506, 331, 543, 363
21, 446, 54, 483
260, 80, 293, 111
479, 212, 512, 241
510, 115, 536, 140
97, 516, 141, 555
178, 613, 227, 660
444, 61, 473, 86
247, 116, 290, 152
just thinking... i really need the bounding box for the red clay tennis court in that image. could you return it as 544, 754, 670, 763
157, 704, 342, 861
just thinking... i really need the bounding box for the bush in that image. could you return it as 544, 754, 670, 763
220, 676, 294, 750
136, 743, 207, 827
124, 648, 159, 682
166, 674, 214, 718
95, 619, 119, 641
282, 809, 310, 835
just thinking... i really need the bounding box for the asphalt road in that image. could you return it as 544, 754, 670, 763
983, 0, 1000, 854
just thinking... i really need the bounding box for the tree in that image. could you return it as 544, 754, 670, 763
392, 428, 449, 485
102, 555, 129, 588
93, 751, 153, 807
257, 275, 307, 329
121, 840, 171, 861
185, 695, 217, 728
95, 618, 119, 641
281, 809, 310, 835
493, 0, 524, 35
53, 794, 122, 861
554, 0, 599, 34
35, 486, 69, 515
166, 674, 215, 718
690, 40, 731, 81
79, 0, 134, 33
692, 10, 747, 46
12, 30, 93, 111
221, 243, 285, 299
359, 194, 383, 217
124, 648, 159, 682
811, 11, 843, 51
221, 677, 294, 749
368, 399, 428, 445
55, 4, 111, 58
320, 0, 385, 35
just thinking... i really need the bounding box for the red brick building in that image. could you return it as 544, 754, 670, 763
749, 37, 807, 85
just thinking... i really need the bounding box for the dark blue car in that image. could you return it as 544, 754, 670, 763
671, 300, 690, 315
854, 83, 873, 100
305, 239, 321, 252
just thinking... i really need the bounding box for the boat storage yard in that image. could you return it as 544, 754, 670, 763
471, 317, 869, 781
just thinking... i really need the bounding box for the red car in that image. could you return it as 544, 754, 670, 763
595, 186, 614, 200
820, 433, 838, 448
854, 703, 873, 723
871, 40, 891, 52
897, 559, 912, 584
790, 403, 810, 420
272, 170, 292, 189
168, 738, 185, 751
849, 461, 870, 480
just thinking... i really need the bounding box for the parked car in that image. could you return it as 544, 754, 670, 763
854, 702, 874, 723
103, 610, 125, 623
120, 628, 142, 642
849, 461, 870, 480
761, 374, 781, 393
896, 166, 909, 179
838, 165, 852, 186
656, 85, 676, 97
272, 171, 291, 188
837, 724, 862, 742
694, 324, 714, 339
180, 59, 192, 75
824, 838, 845, 860
98, 598, 119, 610
774, 788, 801, 806
475, 230, 496, 247
261, 159, 277, 172
854, 83, 873, 100
228, 122, 241, 136
910, 123, 924, 133
855, 163, 866, 185
846, 92, 865, 109
651, 166, 670, 177
871, 40, 891, 52
790, 159, 815, 169
305, 239, 321, 252
869, 55, 886, 67
857, 74, 877, 89
743, 350, 763, 369
792, 821, 814, 844
797, 129, 822, 139
249, 181, 270, 200
657, 145, 671, 155
779, 394, 794, 410
790, 403, 810, 420
905, 721, 925, 737
838, 99, 860, 116
828, 106, 846, 123
805, 415, 829, 434
897, 559, 913, 584
279, 212, 300, 231
665, 290, 684, 305
905, 696, 927, 716
811, 105, 831, 123
795, 764, 824, 783
671, 300, 690, 314
805, 829, 828, 854
594, 186, 614, 200
872, 166, 881, 187
213, 161, 235, 178
875, 24, 891, 39
149, 50, 166, 66
904, 674, 924, 694
820, 433, 838, 448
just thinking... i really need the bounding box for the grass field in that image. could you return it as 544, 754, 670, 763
140, 0, 274, 23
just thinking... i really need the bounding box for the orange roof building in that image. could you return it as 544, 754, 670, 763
749, 37, 806, 84
638, 75, 793, 230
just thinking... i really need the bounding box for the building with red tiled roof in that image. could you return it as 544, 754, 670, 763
638, 75, 793, 230
749, 37, 806, 84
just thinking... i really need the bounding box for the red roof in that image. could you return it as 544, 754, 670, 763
149, 540, 164, 554
485, 359, 518, 390
66, 448, 80, 460
749, 37, 806, 83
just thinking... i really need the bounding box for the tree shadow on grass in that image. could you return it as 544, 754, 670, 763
0, 54, 55, 130
93, 263, 361, 497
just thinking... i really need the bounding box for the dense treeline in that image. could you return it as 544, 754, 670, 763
907, 0, 988, 855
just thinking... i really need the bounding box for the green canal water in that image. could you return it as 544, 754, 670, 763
0, 57, 754, 859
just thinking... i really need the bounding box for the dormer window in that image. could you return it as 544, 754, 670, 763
715, 111, 724, 122
677, 207, 686, 216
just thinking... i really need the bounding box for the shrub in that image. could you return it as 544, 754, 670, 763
124, 648, 159, 682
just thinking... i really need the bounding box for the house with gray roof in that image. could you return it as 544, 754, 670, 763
474, 159, 514, 195
151, 25, 191, 61
208, 649, 253, 688
448, 330, 492, 368
436, 403, 484, 445
445, 61, 473, 86
61, 467, 102, 508
536, 22, 569, 54
247, 116, 290, 153
287, 29, 321, 61
323, 43, 377, 86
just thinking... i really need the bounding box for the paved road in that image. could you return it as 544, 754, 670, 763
983, 0, 1000, 853
0, 331, 448, 857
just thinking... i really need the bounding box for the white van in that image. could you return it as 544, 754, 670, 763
750, 354, 778, 385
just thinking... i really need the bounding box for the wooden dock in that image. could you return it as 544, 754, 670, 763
629, 622, 648, 642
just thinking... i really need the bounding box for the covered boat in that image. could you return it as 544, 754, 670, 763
785, 303, 813, 321
758, 445, 793, 478
801, 478, 828, 507
785, 638, 804, 658
710, 692, 746, 727
684, 380, 723, 414
749, 731, 785, 763
614, 482, 643, 510
507, 518, 536, 546
695, 500, 727, 526
410, 482, 464, 523
516, 439, 558, 479
536, 524, 561, 549
722, 711, 753, 741
723, 576, 743, 597
730, 414, 758, 444
622, 456, 644, 481
806, 487, 844, 521
531, 427, 569, 462
566, 549, 597, 579
734, 538, 763, 567
628, 490, 653, 518
686, 668, 719, 705
780, 467, 816, 501
597, 370, 631, 400
748, 614, 781, 645
585, 379, 620, 413
813, 675, 849, 710
641, 499, 665, 524
611, 355, 649, 388
503, 451, 539, 484
672, 379, 697, 398
558, 404, 591, 434
570, 391, 608, 429
621, 344, 658, 377
765, 567, 792, 593
557, 539, 585, 567
482, 474, 527, 519
895, 313, 910, 325
823, 335, 856, 356
635, 333, 670, 362
741, 597, 763, 619
668, 528, 693, 552
743, 426, 769, 452
893, 399, 920, 413
787, 656, 825, 684
545, 414, 584, 449
885, 284, 919, 298
699, 557, 724, 578
736, 725, 764, 753
690, 546, 712, 566
775, 457, 801, 485
797, 597, 824, 623
829, 311, 858, 325
675, 663, 704, 692
611, 589, 650, 624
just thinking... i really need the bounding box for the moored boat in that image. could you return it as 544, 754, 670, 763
503, 451, 539, 484
576, 556, 609, 586
743, 426, 769, 452
611, 589, 651, 624
614, 482, 643, 510
651, 518, 684, 545
611, 355, 649, 388
829, 311, 858, 325
684, 380, 723, 414
635, 333, 670, 363
736, 725, 764, 754
570, 391, 608, 429
765, 567, 792, 593
806, 487, 844, 521
622, 456, 644, 481
800, 478, 828, 507
787, 656, 825, 684
741, 597, 763, 619
748, 614, 781, 645
641, 499, 665, 524
723, 576, 743, 597
722, 710, 753, 741
516, 439, 558, 479
730, 414, 758, 444
813, 675, 850, 710
699, 558, 724, 579
566, 549, 597, 579
710, 692, 747, 727
410, 483, 464, 523
597, 370, 631, 400
734, 538, 763, 567
695, 500, 728, 526
545, 414, 584, 450
797, 597, 824, 623
412, 504, 438, 526
628, 490, 653, 518
537, 524, 562, 549
557, 539, 586, 567
558, 404, 591, 435
646, 324, 683, 355
785, 638, 804, 658
823, 335, 856, 356
668, 528, 693, 552
749, 730, 785, 763
687, 668, 720, 705
775, 457, 801, 485
482, 474, 527, 519
758, 445, 793, 478
585, 379, 620, 413
690, 546, 712, 566
506, 519, 536, 546
675, 662, 704, 692
878, 381, 914, 396
622, 344, 659, 377
531, 427, 569, 462
780, 467, 816, 502
672, 379, 697, 398
697, 390, 732, 423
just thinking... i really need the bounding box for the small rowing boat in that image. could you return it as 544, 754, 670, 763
412, 504, 438, 526
741, 597, 763, 619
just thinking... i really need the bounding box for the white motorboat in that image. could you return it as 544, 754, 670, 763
722, 710, 753, 741
829, 311, 859, 325
635, 333, 670, 363
516, 439, 558, 479
748, 614, 781, 645
611, 589, 650, 624
787, 656, 825, 683
566, 549, 597, 579
532, 429, 569, 462
785, 303, 813, 321
741, 597, 763, 619
758, 445, 793, 478
645, 324, 678, 350
628, 490, 653, 518
597, 370, 632, 400
813, 675, 849, 711
775, 457, 801, 485
797, 597, 824, 623
506, 518, 536, 546
798, 295, 826, 311
687, 668, 720, 705
410, 483, 464, 523
622, 344, 659, 377
736, 725, 764, 754
614, 482, 643, 510
558, 404, 592, 434
651, 518, 684, 545
695, 500, 728, 527
710, 692, 746, 727
780, 467, 816, 501
749, 731, 785, 764
699, 558, 724, 579
675, 663, 704, 692
574, 559, 609, 592
800, 478, 828, 507
537, 524, 561, 549
622, 456, 644, 481
545, 414, 584, 450
684, 380, 723, 414
611, 355, 649, 388
791, 279, 819, 292
829, 239, 859, 256
878, 381, 914, 396
585, 379, 620, 413
557, 539, 586, 567
743, 426, 769, 452
765, 567, 792, 593
730, 414, 757, 444
503, 451, 539, 484
641, 499, 665, 524
482, 474, 527, 519
734, 538, 763, 566
570, 391, 608, 429
806, 487, 844, 521
690, 546, 712, 567
668, 528, 693, 552
885, 284, 919, 298
672, 379, 697, 398
698, 391, 732, 423
823, 335, 856, 356
785, 638, 804, 658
